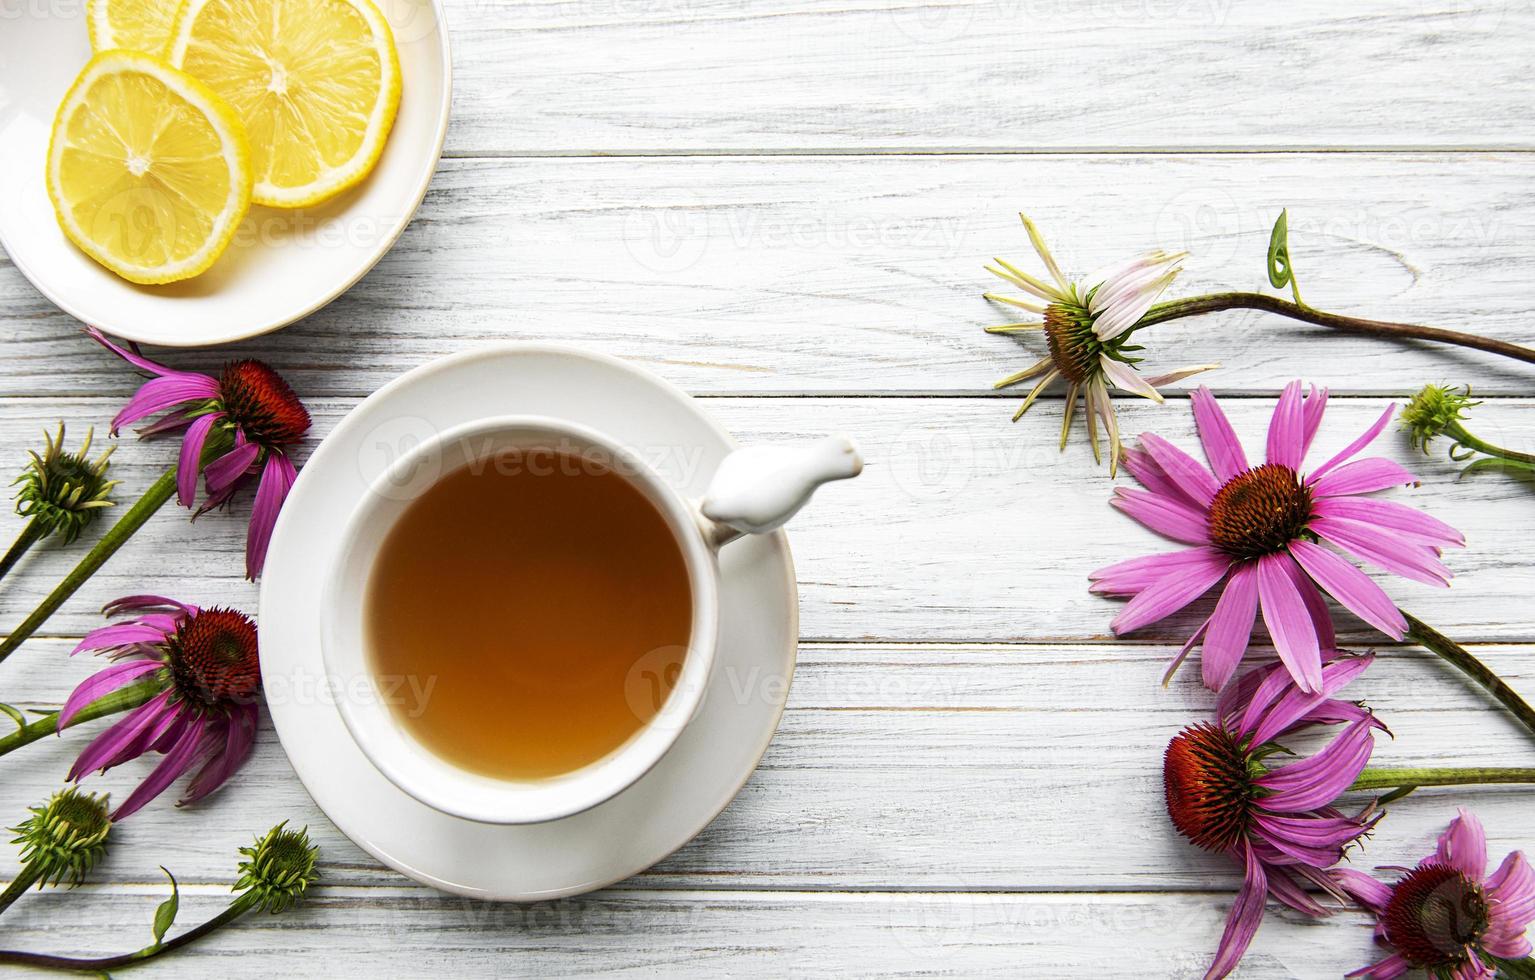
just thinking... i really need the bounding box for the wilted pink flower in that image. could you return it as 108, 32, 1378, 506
88, 328, 309, 578
1164, 653, 1385, 980
1333, 809, 1535, 978
1091, 380, 1464, 693
61, 596, 260, 819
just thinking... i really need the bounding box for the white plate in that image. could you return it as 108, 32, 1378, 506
0, 0, 451, 346
258, 344, 799, 900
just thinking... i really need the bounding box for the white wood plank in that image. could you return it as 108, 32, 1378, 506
3, 639, 1531, 891
1, 396, 1530, 642
0, 885, 1398, 978
429, 0, 1535, 153
6, 153, 1535, 395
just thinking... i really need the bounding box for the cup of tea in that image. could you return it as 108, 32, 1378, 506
320, 415, 861, 825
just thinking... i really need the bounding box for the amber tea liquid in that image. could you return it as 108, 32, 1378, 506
365, 449, 693, 780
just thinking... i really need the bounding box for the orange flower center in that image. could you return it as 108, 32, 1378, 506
166, 608, 261, 709
1207, 463, 1312, 559
1382, 864, 1488, 970
219, 360, 310, 448
1163, 722, 1254, 854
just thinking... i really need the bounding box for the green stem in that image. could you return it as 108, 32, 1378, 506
1403, 611, 1535, 744
0, 676, 164, 759
0, 863, 43, 917
0, 892, 256, 971
1350, 767, 1535, 792
0, 519, 47, 585
1446, 421, 1535, 465
1139, 292, 1535, 367
0, 467, 176, 668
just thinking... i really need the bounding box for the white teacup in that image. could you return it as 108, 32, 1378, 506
322, 415, 861, 825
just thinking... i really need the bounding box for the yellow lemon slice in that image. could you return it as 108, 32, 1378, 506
169, 0, 401, 208
47, 51, 253, 285
87, 0, 185, 55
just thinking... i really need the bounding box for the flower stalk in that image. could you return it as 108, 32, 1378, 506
1402, 610, 1535, 744
1402, 384, 1535, 480
1349, 767, 1535, 793
0, 823, 317, 973
0, 676, 162, 758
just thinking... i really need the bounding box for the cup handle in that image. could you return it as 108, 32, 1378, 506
696, 435, 863, 548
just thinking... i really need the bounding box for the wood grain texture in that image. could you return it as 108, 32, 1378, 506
1, 395, 1530, 643
6, 153, 1535, 396
429, 0, 1535, 154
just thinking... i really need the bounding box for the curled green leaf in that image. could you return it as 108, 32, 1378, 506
151, 868, 179, 948
1266, 209, 1304, 306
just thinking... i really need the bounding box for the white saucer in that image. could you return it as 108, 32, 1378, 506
258, 344, 798, 900
0, 0, 451, 346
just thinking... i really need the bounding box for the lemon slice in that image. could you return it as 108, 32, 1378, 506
169, 0, 401, 208
47, 52, 253, 285
87, 0, 185, 55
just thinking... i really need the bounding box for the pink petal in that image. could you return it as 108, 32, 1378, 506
176, 413, 222, 508
1435, 808, 1488, 881
1301, 385, 1329, 459
1309, 405, 1395, 484
1111, 488, 1212, 545
112, 717, 209, 820
1249, 655, 1377, 746
87, 327, 182, 378
1204, 842, 1268, 980
1254, 812, 1368, 866
57, 659, 164, 728
1266, 380, 1306, 469
71, 622, 169, 656
1264, 866, 1330, 917
67, 689, 174, 780
1190, 386, 1248, 482
1202, 561, 1259, 691
1122, 446, 1202, 508
1089, 547, 1228, 596
1331, 868, 1393, 913
1309, 457, 1418, 498
246, 452, 297, 579
203, 441, 261, 496
1280, 552, 1337, 651
1311, 516, 1452, 587
102, 595, 197, 617
1288, 540, 1407, 639
1346, 952, 1411, 979
1110, 549, 1230, 635
1099, 356, 1162, 401
111, 376, 221, 434
1486, 850, 1535, 947
1256, 552, 1323, 693
1139, 433, 1220, 506
181, 703, 259, 804
1255, 718, 1375, 811
1312, 497, 1465, 549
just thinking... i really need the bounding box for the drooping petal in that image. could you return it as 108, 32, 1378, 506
1201, 561, 1260, 692
102, 595, 197, 618
71, 622, 170, 656
1110, 550, 1230, 635
1142, 364, 1220, 388
87, 328, 188, 378
1099, 356, 1164, 402
1255, 718, 1375, 812
1485, 850, 1535, 954
112, 717, 209, 819
1266, 381, 1306, 470
1263, 866, 1331, 917
1204, 842, 1268, 980
1089, 547, 1229, 596
1434, 807, 1488, 881
246, 452, 298, 579
1311, 516, 1452, 587
1330, 868, 1393, 913
1309, 405, 1395, 484
1300, 385, 1328, 459
1190, 386, 1249, 482
176, 413, 223, 507
1249, 654, 1375, 746
1122, 446, 1200, 508
66, 689, 175, 780
1346, 952, 1411, 979
1312, 497, 1465, 550
111, 376, 221, 434
1253, 812, 1368, 866
1256, 552, 1323, 693
1162, 615, 1211, 685
1310, 457, 1419, 498
1139, 433, 1220, 506
1288, 540, 1407, 639
57, 659, 165, 728
1091, 262, 1182, 341
202, 441, 262, 496
1111, 488, 1212, 545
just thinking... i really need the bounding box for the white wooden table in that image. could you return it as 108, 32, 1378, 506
4, 1, 1535, 975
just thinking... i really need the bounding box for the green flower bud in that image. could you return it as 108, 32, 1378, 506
1401, 384, 1478, 453
13, 424, 118, 545
234, 822, 318, 914
11, 788, 113, 888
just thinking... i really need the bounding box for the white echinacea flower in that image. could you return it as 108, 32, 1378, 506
983, 213, 1218, 475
